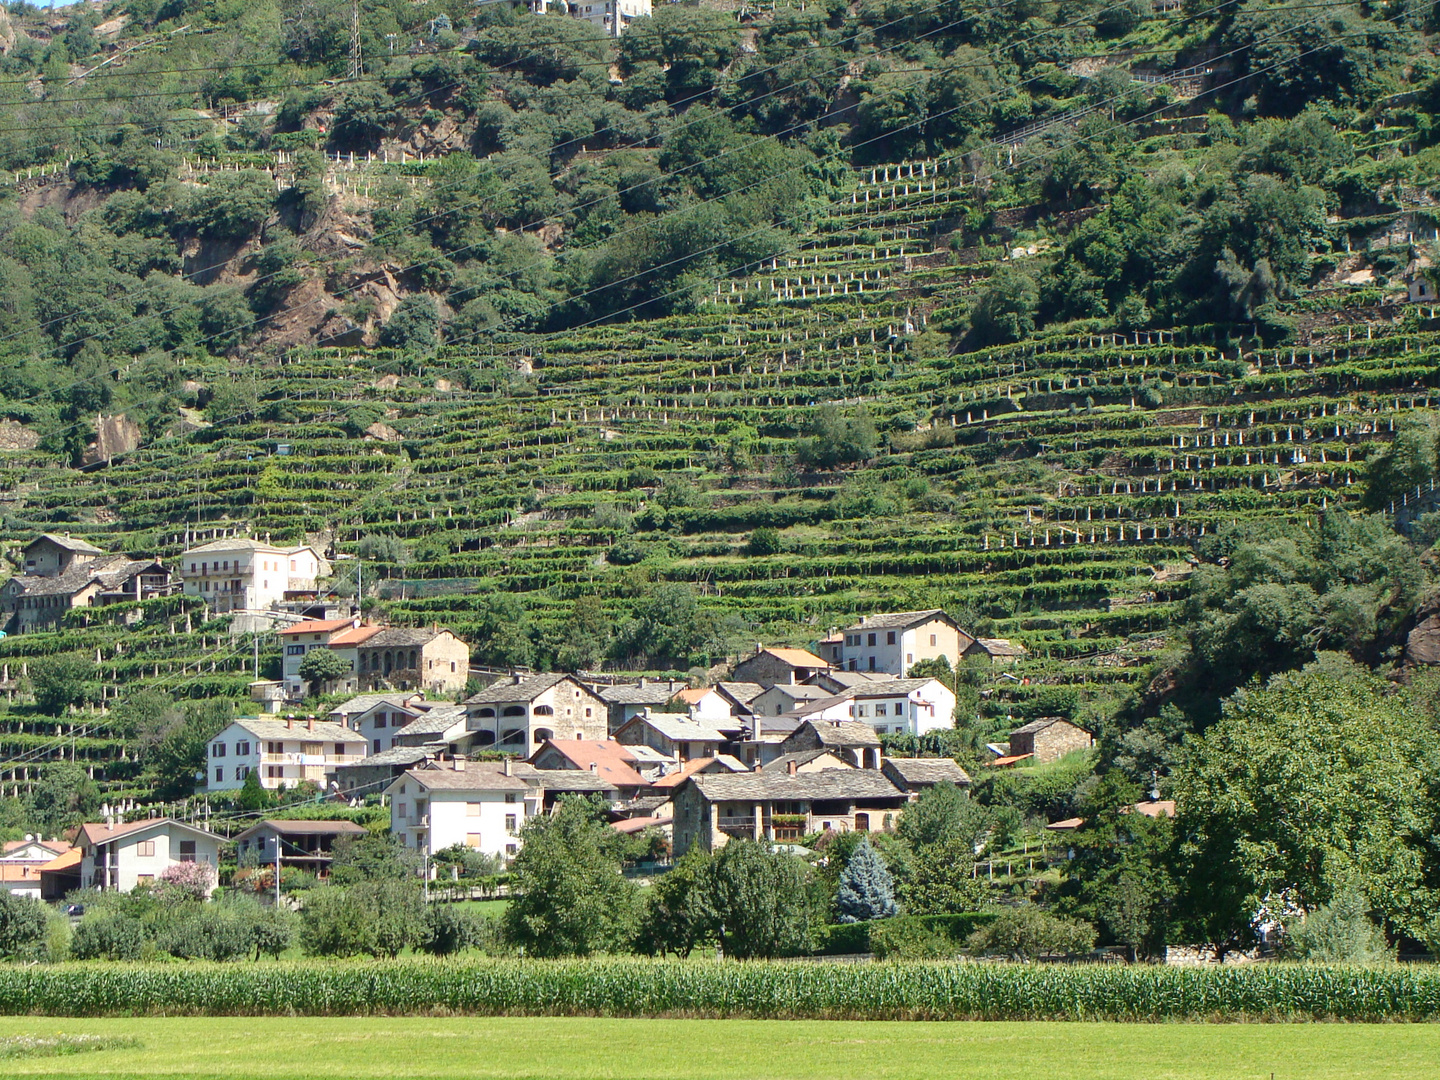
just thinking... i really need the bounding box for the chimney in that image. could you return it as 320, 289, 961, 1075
787, 759, 797, 776
307, 718, 314, 731
286, 718, 294, 730
639, 676, 647, 687
589, 762, 598, 773
512, 673, 523, 685
453, 757, 464, 771
502, 756, 512, 776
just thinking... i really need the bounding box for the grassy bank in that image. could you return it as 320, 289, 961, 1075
0, 1017, 1435, 1079
1, 959, 1438, 1022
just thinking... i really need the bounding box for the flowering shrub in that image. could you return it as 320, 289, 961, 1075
159, 861, 216, 900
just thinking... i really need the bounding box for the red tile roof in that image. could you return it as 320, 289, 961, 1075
530, 739, 647, 788
327, 625, 385, 646
278, 619, 356, 637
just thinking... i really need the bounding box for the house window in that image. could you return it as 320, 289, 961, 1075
857, 705, 868, 717
237, 766, 249, 780
506, 844, 517, 856
334, 743, 346, 755
374, 714, 386, 729
397, 803, 407, 819
875, 704, 887, 716
930, 634, 937, 646
213, 743, 226, 757
178, 841, 196, 863
215, 768, 224, 782
267, 766, 283, 779
505, 793, 517, 804
867, 633, 877, 647
887, 631, 896, 645
267, 741, 283, 754
505, 815, 517, 833
286, 645, 304, 655
373, 739, 381, 753
136, 840, 155, 857
466, 834, 484, 848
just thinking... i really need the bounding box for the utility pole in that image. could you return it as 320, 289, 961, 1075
275, 837, 281, 908
348, 0, 363, 80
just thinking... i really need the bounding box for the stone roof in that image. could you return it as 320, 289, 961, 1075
882, 757, 972, 787
847, 609, 952, 631
849, 678, 939, 698
393, 705, 467, 738
714, 681, 765, 705
972, 638, 1027, 658
399, 761, 530, 791
797, 720, 882, 749
466, 672, 572, 704
8, 556, 161, 598
360, 627, 449, 649
598, 681, 685, 705
328, 693, 418, 718
625, 713, 727, 742
227, 718, 367, 743
508, 762, 621, 792
1010, 717, 1085, 737
27, 533, 105, 554
185, 537, 294, 554
685, 769, 905, 802
811, 671, 896, 689
338, 745, 431, 768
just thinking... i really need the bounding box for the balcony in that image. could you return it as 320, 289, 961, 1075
717, 816, 757, 836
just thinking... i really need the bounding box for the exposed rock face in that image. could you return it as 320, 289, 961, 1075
86, 414, 143, 464
0, 419, 39, 451
1405, 611, 1440, 665
363, 421, 400, 442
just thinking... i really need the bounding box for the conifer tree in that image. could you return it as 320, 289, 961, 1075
835, 837, 898, 923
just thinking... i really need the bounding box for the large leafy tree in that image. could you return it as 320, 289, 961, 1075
1172, 663, 1440, 949
503, 796, 639, 957
702, 840, 811, 959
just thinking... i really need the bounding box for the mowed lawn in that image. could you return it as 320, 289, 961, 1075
0, 1016, 1435, 1080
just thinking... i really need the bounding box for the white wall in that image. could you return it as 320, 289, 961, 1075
82, 828, 221, 893
390, 786, 533, 860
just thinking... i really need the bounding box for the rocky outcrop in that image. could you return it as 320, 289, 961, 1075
1405, 609, 1440, 665
85, 414, 143, 465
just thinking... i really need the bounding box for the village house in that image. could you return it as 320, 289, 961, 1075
670, 686, 739, 728
323, 623, 386, 692
387, 758, 542, 860
750, 682, 831, 718
733, 717, 803, 767
838, 610, 973, 675
712, 681, 766, 718
392, 704, 470, 749
597, 678, 687, 731
206, 717, 367, 793
612, 709, 728, 762
180, 537, 331, 614
964, 638, 1029, 664
279, 618, 364, 697
233, 820, 368, 878
816, 629, 845, 668
355, 626, 470, 695
461, 673, 608, 752
517, 0, 650, 38
671, 770, 909, 854
528, 738, 650, 797
75, 819, 222, 894
1004, 717, 1094, 765
649, 755, 748, 793
805, 669, 896, 695
0, 837, 71, 898
881, 756, 972, 796
342, 694, 430, 755
334, 745, 432, 796
731, 646, 831, 686
508, 762, 625, 812
2, 535, 178, 634
778, 720, 883, 770
786, 678, 957, 738
327, 692, 424, 728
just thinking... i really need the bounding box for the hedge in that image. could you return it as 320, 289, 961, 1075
1, 960, 1438, 1021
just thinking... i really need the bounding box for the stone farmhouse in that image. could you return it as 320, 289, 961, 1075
2, 534, 177, 633
461, 673, 608, 752
836, 609, 973, 676
1005, 718, 1094, 765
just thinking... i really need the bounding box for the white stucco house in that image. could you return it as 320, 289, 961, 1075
180, 537, 331, 614
786, 677, 957, 737
75, 819, 222, 894
206, 717, 367, 792
386, 759, 542, 861
838, 610, 973, 676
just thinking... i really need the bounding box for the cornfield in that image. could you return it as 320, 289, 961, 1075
0, 960, 1436, 1021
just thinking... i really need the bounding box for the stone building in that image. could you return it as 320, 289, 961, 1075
1007, 718, 1093, 764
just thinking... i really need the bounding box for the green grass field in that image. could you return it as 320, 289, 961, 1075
0, 1016, 1433, 1080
